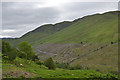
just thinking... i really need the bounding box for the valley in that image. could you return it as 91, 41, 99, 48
2, 11, 119, 79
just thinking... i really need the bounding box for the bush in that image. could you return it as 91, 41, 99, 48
2, 55, 9, 62
56, 62, 69, 69
111, 42, 114, 44
2, 41, 17, 61
96, 69, 100, 72
18, 41, 35, 60
35, 59, 42, 65
13, 59, 21, 67
2, 41, 11, 54
69, 65, 83, 70
32, 55, 39, 61
17, 51, 27, 59
7, 48, 17, 61
44, 57, 56, 70
110, 71, 119, 75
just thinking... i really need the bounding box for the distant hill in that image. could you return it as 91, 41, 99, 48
4, 11, 119, 46
4, 20, 79, 47
35, 11, 118, 44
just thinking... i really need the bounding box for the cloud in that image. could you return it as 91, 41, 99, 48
1, 1, 118, 38
3, 29, 15, 33
2, 0, 119, 2
2, 2, 61, 37
56, 2, 118, 20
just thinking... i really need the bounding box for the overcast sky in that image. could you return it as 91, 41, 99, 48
1, 0, 119, 38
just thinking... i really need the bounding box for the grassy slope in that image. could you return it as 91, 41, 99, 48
33, 11, 118, 45
5, 21, 75, 47
5, 11, 118, 46
33, 43, 118, 74
31, 11, 118, 73
70, 43, 118, 73
2, 57, 117, 78
2, 11, 119, 78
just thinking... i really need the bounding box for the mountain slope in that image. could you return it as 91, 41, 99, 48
5, 21, 77, 46
3, 11, 119, 74
33, 11, 118, 45
5, 11, 119, 46
33, 42, 118, 73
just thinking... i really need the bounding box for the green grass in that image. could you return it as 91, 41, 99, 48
5, 11, 119, 47
5, 21, 74, 47
69, 43, 118, 73
2, 11, 119, 79
34, 11, 118, 44
32, 43, 118, 74
2, 57, 118, 78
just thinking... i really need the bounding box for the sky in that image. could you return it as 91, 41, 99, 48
1, 0, 119, 38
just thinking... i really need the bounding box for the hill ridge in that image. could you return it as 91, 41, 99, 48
4, 11, 119, 46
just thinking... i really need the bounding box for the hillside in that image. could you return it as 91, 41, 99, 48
33, 11, 118, 44
32, 42, 118, 74
4, 21, 78, 47
5, 11, 119, 47
3, 11, 119, 75
3, 57, 118, 79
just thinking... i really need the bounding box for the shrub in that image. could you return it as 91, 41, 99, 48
96, 69, 100, 72
17, 51, 27, 59
2, 41, 11, 54
35, 59, 42, 65
56, 62, 69, 69
111, 42, 114, 44
7, 48, 17, 61
85, 66, 89, 70
44, 57, 56, 70
2, 41, 17, 61
18, 41, 35, 60
2, 55, 9, 62
110, 71, 119, 75
32, 55, 39, 61
13, 59, 21, 67
69, 65, 83, 70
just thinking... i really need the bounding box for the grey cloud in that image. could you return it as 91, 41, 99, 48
2, 2, 118, 38
58, 2, 118, 20
2, 2, 61, 30
3, 7, 60, 26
